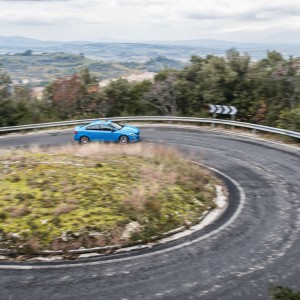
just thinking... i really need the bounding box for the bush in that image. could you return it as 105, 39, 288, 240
270, 285, 300, 300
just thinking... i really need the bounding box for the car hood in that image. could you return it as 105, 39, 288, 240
119, 125, 140, 134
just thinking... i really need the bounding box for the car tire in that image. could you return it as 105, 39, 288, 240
119, 135, 129, 144
79, 136, 90, 145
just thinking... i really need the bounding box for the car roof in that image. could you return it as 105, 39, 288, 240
89, 120, 112, 125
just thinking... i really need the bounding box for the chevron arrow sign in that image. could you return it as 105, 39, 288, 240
209, 104, 238, 115
229, 105, 238, 115
209, 104, 216, 113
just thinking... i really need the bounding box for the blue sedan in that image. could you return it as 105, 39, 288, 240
74, 120, 140, 145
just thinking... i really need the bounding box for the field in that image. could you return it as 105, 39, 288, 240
0, 143, 218, 255
0, 53, 184, 86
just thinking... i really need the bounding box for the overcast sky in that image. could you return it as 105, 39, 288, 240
0, 0, 300, 43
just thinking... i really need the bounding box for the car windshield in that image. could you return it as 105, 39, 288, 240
109, 122, 123, 130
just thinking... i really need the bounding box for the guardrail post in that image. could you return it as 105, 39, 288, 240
252, 128, 256, 134
211, 114, 216, 128
231, 115, 235, 131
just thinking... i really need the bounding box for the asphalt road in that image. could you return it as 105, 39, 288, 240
0, 126, 300, 300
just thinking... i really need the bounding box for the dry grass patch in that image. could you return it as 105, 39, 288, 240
8, 206, 30, 218
0, 143, 220, 255
54, 203, 77, 216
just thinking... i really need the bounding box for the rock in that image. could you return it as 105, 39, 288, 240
88, 231, 103, 238
10, 233, 21, 239
78, 253, 102, 259
28, 256, 63, 262
121, 222, 141, 241
184, 220, 192, 227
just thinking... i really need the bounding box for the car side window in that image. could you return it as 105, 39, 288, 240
86, 124, 101, 130
100, 125, 112, 132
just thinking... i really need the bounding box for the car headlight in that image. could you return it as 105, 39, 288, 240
129, 133, 136, 136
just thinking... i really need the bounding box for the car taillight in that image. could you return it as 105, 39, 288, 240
74, 130, 78, 134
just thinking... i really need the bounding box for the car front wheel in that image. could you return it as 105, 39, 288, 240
119, 135, 129, 144
79, 136, 90, 145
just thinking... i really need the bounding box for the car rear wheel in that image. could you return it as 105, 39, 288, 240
79, 136, 90, 145
119, 135, 129, 144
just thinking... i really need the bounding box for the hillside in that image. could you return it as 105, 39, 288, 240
1, 36, 300, 63
0, 52, 184, 86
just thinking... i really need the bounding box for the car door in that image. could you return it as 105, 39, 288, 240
85, 124, 102, 141
100, 125, 114, 141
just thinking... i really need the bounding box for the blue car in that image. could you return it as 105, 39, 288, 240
74, 120, 140, 145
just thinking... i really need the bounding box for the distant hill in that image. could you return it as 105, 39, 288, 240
0, 52, 184, 86
1, 35, 300, 87
1, 36, 300, 62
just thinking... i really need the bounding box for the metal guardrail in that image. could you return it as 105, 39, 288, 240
0, 116, 300, 139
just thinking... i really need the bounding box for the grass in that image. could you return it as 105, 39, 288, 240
0, 143, 219, 255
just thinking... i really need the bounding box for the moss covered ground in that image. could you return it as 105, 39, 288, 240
0, 143, 218, 254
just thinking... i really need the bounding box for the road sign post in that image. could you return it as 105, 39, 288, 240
209, 104, 238, 130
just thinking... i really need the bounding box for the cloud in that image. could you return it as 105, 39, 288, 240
0, 0, 300, 42
182, 0, 300, 21
1, 0, 69, 1
113, 0, 168, 7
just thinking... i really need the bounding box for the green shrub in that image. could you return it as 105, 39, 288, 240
270, 285, 300, 300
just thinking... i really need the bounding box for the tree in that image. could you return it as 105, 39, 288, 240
193, 55, 237, 105
0, 67, 16, 126
79, 68, 97, 85
276, 58, 300, 110
143, 73, 178, 116
11, 85, 32, 124
0, 65, 48, 125
251, 54, 300, 126
104, 78, 152, 117
92, 92, 112, 118
176, 56, 206, 115
104, 78, 136, 116
277, 106, 300, 131
252, 101, 268, 124
225, 49, 256, 120
22, 49, 32, 56
79, 68, 100, 115
44, 74, 85, 119
226, 48, 250, 77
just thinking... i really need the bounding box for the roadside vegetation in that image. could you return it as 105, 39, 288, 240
0, 143, 219, 255
0, 49, 299, 133
270, 285, 300, 300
